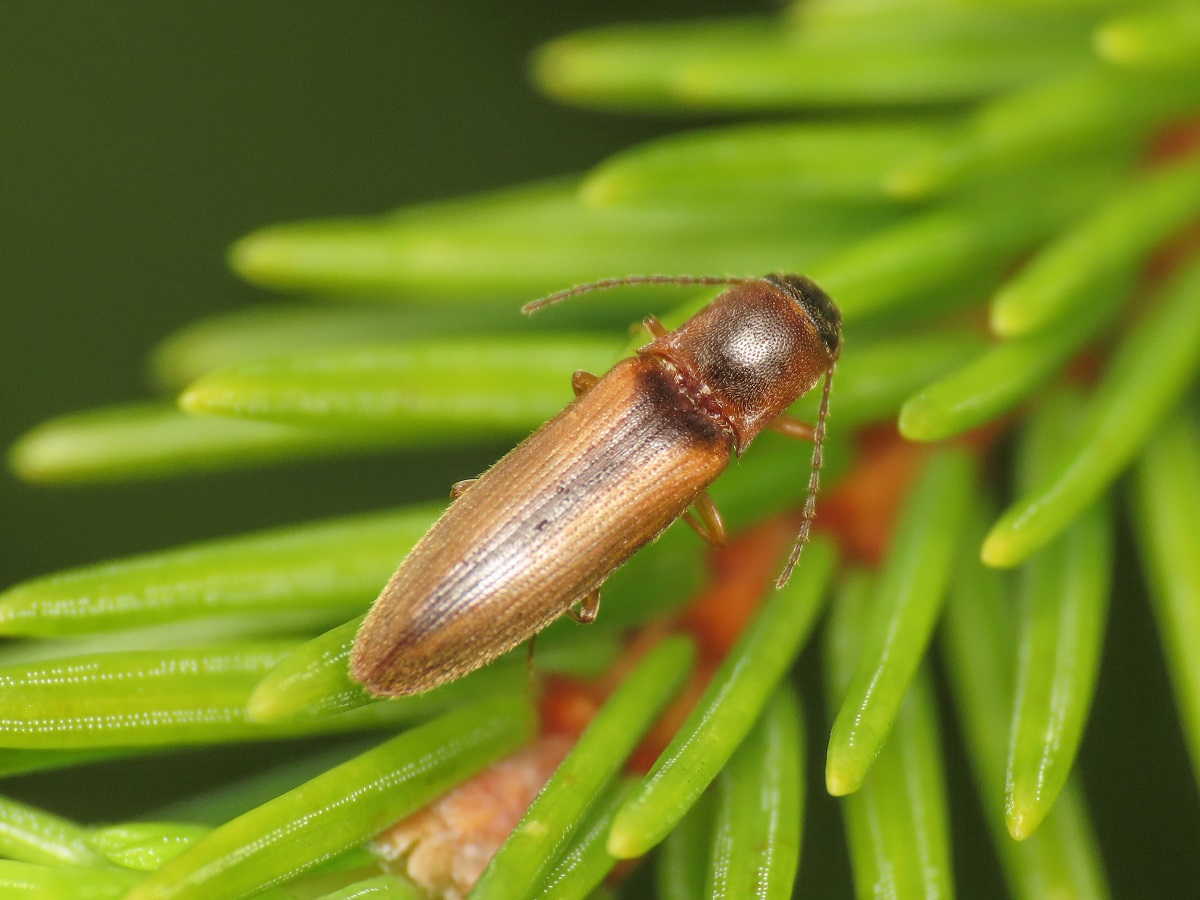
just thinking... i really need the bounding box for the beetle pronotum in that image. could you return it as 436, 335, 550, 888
351, 274, 841, 696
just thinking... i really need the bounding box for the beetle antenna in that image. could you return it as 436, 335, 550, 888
523, 275, 750, 314
776, 365, 835, 589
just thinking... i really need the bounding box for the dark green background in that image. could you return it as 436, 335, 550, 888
1, 0, 738, 581
1, 4, 1197, 898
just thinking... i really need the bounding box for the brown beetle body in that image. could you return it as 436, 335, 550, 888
351, 275, 841, 696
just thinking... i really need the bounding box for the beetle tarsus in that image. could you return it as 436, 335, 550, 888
767, 414, 816, 442
567, 589, 602, 624
571, 370, 600, 398
683, 491, 726, 546
450, 479, 478, 502
643, 314, 669, 340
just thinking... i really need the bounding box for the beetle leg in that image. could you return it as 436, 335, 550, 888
767, 414, 816, 442
643, 314, 669, 339
683, 491, 727, 546
567, 589, 601, 624
526, 634, 537, 687
450, 478, 478, 501
571, 370, 600, 398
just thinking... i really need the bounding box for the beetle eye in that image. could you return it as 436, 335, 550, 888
766, 274, 842, 358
